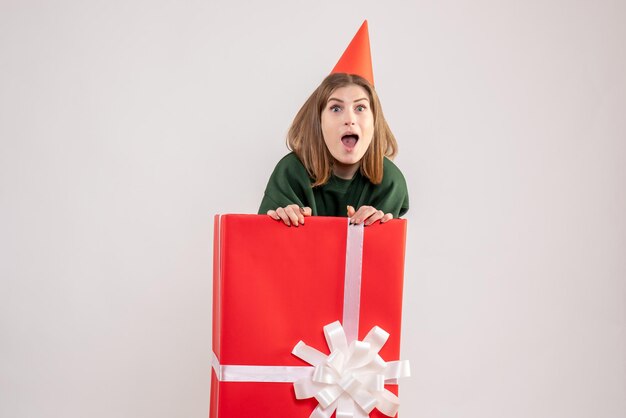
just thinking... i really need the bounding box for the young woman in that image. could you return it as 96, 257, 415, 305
258, 72, 408, 226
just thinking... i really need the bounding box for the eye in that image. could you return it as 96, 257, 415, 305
330, 105, 341, 112
356, 105, 367, 112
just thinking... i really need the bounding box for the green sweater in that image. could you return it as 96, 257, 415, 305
258, 153, 409, 217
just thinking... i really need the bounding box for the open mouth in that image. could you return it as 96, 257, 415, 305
341, 134, 359, 150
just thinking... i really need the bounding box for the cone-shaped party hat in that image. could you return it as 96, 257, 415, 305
331, 20, 374, 86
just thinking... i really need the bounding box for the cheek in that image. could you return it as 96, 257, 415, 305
362, 133, 374, 149
363, 118, 374, 137
361, 112, 373, 127
322, 115, 341, 139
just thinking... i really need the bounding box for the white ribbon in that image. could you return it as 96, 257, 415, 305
342, 222, 364, 344
292, 321, 410, 418
211, 351, 313, 382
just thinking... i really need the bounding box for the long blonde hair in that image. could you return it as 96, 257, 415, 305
287, 73, 398, 186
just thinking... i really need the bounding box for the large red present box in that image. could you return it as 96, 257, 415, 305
210, 214, 409, 417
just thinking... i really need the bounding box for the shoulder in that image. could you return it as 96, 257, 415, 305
381, 157, 407, 187
379, 157, 409, 216
272, 152, 308, 176
268, 152, 312, 188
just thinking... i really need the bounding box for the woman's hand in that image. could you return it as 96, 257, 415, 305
267, 205, 312, 227
347, 205, 393, 226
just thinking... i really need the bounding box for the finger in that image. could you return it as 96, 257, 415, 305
364, 210, 385, 226
284, 205, 301, 227
266, 209, 280, 221
349, 205, 363, 223
300, 206, 312, 217
351, 206, 377, 225
347, 205, 355, 217
380, 213, 393, 223
288, 204, 305, 225
354, 206, 377, 224
275, 207, 291, 226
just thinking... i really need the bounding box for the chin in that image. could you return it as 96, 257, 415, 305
335, 156, 362, 166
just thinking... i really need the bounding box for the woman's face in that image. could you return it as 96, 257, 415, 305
321, 84, 374, 179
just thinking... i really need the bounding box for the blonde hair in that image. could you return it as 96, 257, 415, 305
287, 73, 398, 186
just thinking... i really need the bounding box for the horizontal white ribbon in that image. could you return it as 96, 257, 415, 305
211, 351, 313, 382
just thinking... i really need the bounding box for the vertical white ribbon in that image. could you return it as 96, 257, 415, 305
342, 221, 365, 344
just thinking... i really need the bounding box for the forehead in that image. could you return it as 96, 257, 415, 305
327, 84, 370, 102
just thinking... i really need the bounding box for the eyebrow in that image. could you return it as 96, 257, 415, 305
327, 97, 370, 104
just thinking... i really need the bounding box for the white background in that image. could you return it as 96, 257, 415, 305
1, 1, 625, 417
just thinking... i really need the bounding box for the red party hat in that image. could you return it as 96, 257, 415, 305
331, 20, 374, 86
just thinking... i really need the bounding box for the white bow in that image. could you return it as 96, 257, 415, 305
292, 321, 411, 418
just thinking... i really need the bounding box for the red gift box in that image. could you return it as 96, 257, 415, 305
210, 214, 409, 418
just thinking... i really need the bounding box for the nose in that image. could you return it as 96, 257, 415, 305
344, 109, 356, 125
